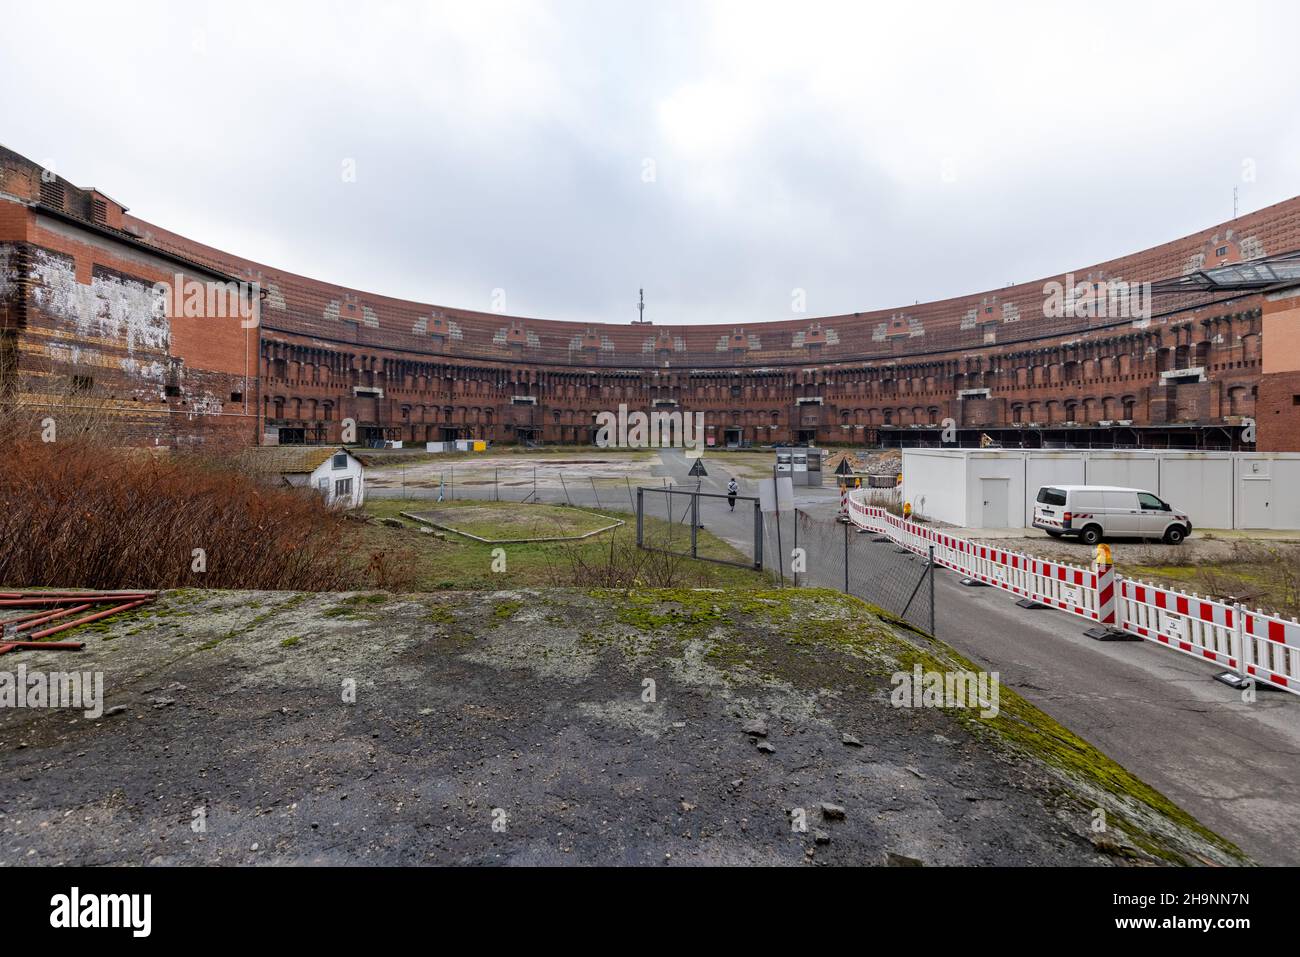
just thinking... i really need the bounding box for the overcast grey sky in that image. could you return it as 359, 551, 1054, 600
3, 0, 1299, 325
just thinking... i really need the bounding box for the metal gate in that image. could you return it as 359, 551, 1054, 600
635, 485, 763, 570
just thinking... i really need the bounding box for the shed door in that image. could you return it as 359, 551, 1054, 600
980, 478, 1010, 528
1241, 478, 1272, 529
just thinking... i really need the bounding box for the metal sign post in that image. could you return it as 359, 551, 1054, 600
759, 466, 795, 587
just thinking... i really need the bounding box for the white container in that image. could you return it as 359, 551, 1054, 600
902, 448, 1300, 531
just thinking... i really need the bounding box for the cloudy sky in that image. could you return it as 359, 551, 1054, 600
3, 0, 1299, 325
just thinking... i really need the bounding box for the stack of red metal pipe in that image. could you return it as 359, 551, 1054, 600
0, 590, 157, 655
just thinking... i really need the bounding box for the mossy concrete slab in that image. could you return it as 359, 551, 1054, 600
0, 587, 1247, 866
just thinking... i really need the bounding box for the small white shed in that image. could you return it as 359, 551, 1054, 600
242, 446, 366, 509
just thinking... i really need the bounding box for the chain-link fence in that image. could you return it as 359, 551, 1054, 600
636, 485, 763, 569
761, 508, 934, 634
369, 464, 649, 513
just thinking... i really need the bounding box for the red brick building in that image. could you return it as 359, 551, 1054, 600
3, 144, 1300, 451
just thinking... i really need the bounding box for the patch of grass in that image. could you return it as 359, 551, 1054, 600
280, 636, 302, 648
492, 599, 524, 620
408, 502, 619, 542
343, 593, 390, 605
354, 500, 766, 591
1129, 551, 1300, 619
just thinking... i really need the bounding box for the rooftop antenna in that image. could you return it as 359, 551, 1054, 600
634, 287, 649, 324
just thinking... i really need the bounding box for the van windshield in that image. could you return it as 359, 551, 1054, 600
1036, 487, 1067, 507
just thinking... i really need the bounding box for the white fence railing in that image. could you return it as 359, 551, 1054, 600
847, 489, 1300, 696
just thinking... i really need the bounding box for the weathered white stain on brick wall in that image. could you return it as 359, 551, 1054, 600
1240, 235, 1264, 260
187, 391, 225, 416
45, 341, 95, 368
0, 244, 15, 303
119, 356, 166, 383
31, 249, 168, 354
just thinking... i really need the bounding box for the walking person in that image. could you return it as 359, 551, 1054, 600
727, 477, 739, 511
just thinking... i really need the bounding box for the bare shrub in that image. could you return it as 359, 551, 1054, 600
0, 427, 359, 591
863, 487, 904, 516
365, 545, 420, 592
548, 533, 688, 588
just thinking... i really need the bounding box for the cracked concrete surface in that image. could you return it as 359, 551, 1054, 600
0, 587, 1248, 866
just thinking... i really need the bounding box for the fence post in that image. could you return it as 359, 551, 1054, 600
843, 517, 850, 594
590, 477, 601, 509
753, 500, 763, 571
690, 493, 699, 559
559, 472, 571, 505
494, 468, 499, 502
928, 544, 935, 635
1233, 601, 1249, 684
636, 487, 644, 548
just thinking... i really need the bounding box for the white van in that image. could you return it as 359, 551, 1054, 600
1032, 485, 1192, 545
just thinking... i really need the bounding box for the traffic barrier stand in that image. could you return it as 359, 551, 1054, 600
1083, 544, 1138, 641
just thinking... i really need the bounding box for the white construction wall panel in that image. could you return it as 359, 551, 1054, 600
1161, 455, 1233, 529
902, 450, 968, 526
1083, 453, 1160, 493
1270, 459, 1300, 529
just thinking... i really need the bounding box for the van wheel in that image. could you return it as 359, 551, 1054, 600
1163, 525, 1187, 545
1080, 525, 1103, 546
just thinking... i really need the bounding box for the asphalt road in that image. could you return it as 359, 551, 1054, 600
659, 449, 1300, 865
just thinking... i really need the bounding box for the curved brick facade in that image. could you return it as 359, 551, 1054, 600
3, 144, 1300, 449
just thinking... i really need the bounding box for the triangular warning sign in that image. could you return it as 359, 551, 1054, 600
688, 458, 708, 477
835, 457, 854, 476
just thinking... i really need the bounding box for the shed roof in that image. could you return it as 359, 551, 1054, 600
239, 446, 353, 475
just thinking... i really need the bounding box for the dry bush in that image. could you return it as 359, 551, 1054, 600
364, 544, 421, 592
0, 424, 361, 592
549, 533, 689, 588
863, 487, 904, 516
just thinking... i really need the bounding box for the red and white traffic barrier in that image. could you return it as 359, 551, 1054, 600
848, 496, 1100, 622
1096, 549, 1116, 626
847, 488, 1300, 697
